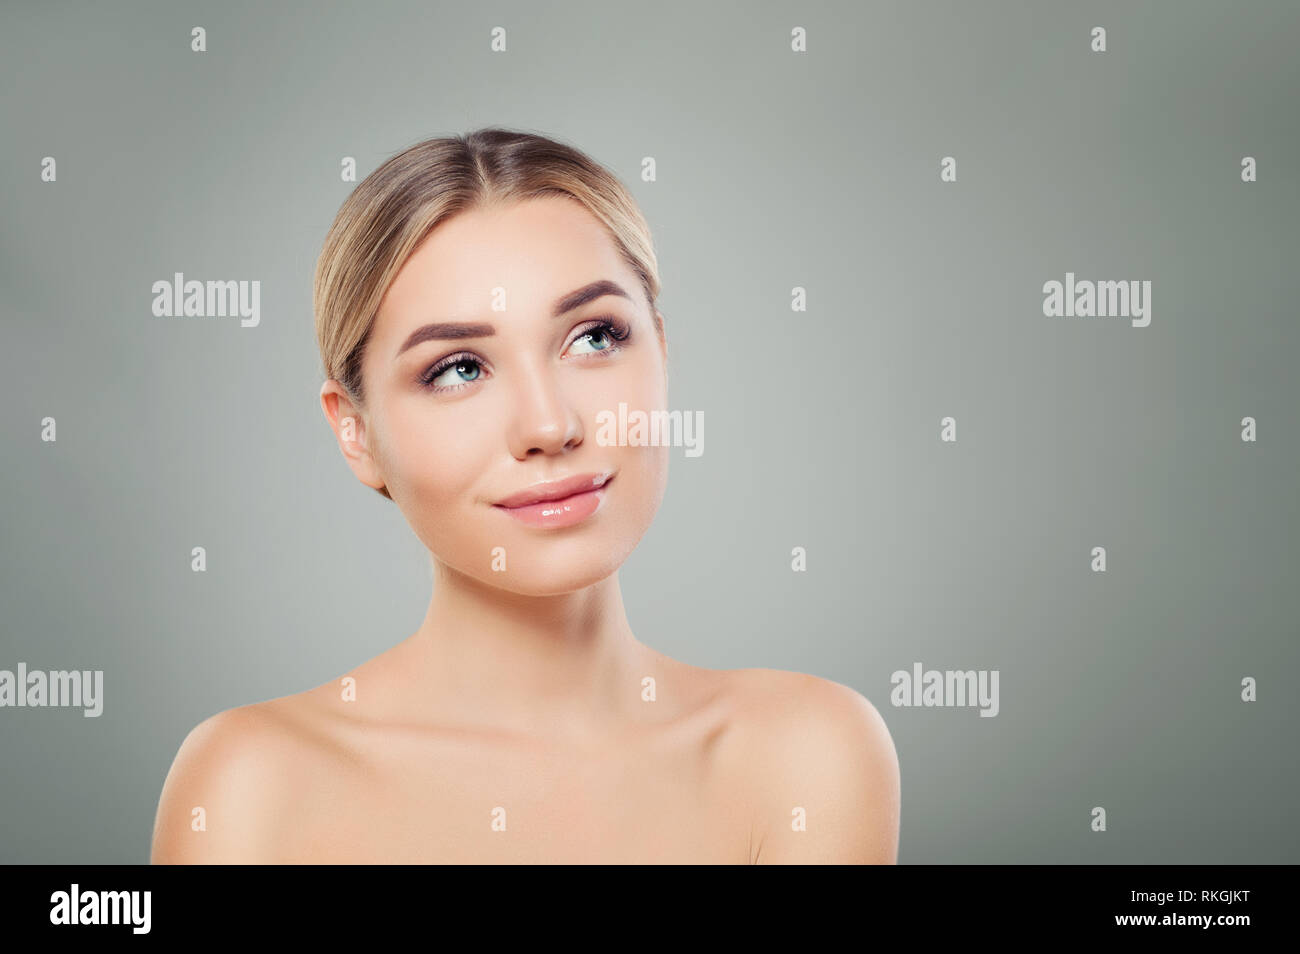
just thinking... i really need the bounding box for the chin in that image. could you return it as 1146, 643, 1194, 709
457, 531, 636, 597
505, 543, 630, 596
493, 570, 615, 597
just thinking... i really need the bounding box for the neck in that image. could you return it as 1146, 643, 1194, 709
406, 559, 647, 739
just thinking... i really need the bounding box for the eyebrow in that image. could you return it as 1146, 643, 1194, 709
394, 279, 635, 359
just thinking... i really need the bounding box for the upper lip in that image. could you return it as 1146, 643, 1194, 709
493, 471, 614, 508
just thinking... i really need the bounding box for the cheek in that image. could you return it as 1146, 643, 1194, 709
620, 444, 669, 530
583, 348, 667, 419
588, 353, 670, 522
380, 400, 490, 515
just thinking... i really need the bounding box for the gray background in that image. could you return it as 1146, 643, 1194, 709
2, 0, 1297, 863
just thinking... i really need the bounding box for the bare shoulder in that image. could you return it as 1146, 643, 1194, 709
149, 691, 337, 864
721, 668, 900, 864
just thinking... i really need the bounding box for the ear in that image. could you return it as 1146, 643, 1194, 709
319, 380, 387, 494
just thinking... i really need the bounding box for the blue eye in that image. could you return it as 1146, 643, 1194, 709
570, 327, 612, 355
567, 318, 630, 357
421, 355, 482, 392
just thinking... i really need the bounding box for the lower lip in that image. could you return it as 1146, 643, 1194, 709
494, 480, 611, 529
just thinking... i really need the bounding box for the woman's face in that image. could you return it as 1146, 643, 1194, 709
325, 196, 669, 596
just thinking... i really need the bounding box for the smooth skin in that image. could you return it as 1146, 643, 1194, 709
150, 196, 899, 863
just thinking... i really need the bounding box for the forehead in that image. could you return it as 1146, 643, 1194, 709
375, 196, 636, 334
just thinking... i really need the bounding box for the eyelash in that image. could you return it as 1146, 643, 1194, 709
418, 317, 631, 393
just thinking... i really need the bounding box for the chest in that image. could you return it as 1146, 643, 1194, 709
281, 729, 752, 863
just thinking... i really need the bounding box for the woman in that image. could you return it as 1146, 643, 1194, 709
150, 128, 900, 864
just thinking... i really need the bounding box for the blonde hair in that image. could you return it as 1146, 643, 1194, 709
313, 128, 664, 501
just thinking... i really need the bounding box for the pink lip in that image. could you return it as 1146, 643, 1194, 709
492, 471, 614, 529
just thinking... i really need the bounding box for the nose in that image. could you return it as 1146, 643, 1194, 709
505, 355, 584, 459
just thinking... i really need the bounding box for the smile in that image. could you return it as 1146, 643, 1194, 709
492, 472, 614, 529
